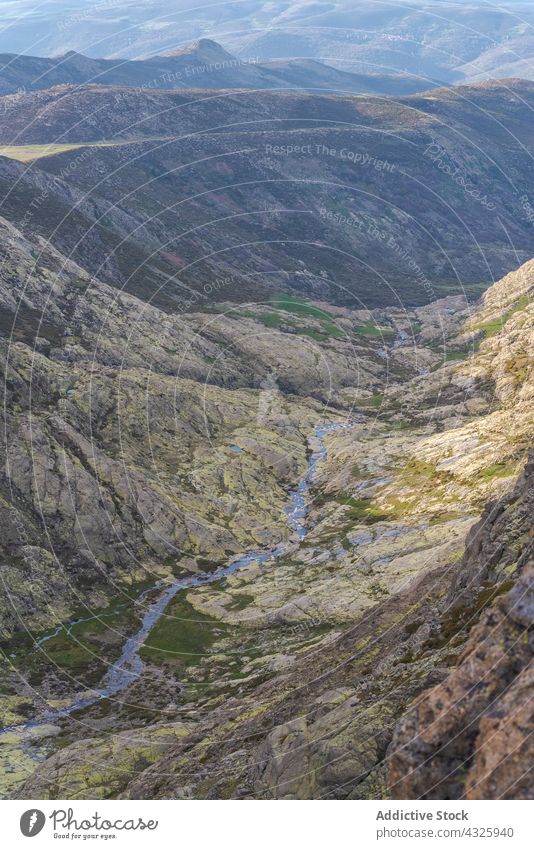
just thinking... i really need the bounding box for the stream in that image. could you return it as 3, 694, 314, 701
1, 421, 351, 736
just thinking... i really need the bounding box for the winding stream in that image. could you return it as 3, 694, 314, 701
1, 421, 351, 736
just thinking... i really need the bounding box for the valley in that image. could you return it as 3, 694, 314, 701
0, 237, 532, 797
0, 55, 532, 803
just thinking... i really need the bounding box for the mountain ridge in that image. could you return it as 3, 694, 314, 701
0, 39, 435, 98
1, 1, 533, 87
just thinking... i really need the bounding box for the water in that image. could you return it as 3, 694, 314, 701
1, 420, 351, 736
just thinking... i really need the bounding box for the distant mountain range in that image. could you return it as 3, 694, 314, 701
0, 39, 437, 97
0, 1, 532, 84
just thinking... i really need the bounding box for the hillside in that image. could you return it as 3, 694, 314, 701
1, 214, 532, 796
0, 39, 532, 802
0, 81, 532, 312
390, 512, 534, 799
0, 41, 433, 97
2, 2, 533, 87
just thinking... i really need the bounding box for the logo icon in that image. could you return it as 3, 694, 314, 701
20, 810, 46, 837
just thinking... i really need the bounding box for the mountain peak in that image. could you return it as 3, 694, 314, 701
162, 38, 234, 62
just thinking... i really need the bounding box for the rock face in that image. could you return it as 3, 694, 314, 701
388, 452, 534, 799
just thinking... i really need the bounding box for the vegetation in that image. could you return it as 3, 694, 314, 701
360, 392, 384, 408
0, 143, 86, 162
316, 493, 389, 524
0, 136, 177, 162
505, 350, 529, 387
471, 293, 531, 339
140, 597, 228, 670
443, 350, 468, 362
399, 458, 446, 485
240, 301, 345, 340
476, 461, 519, 482
353, 320, 393, 338
423, 579, 516, 651
21, 604, 145, 686
269, 296, 346, 339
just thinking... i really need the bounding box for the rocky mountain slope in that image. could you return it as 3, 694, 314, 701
1, 213, 372, 639
2, 244, 531, 799
389, 457, 534, 799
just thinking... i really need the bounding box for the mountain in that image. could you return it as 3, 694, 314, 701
1, 2, 533, 85
0, 43, 532, 800
0, 80, 532, 314
0, 40, 434, 97
3, 241, 531, 799
221, 2, 534, 85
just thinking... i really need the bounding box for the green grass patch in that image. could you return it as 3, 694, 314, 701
270, 294, 333, 320
317, 321, 345, 338
431, 349, 469, 370
471, 294, 531, 339
140, 596, 228, 669
269, 295, 346, 339
260, 312, 285, 329
26, 604, 143, 685
399, 458, 446, 485
443, 350, 468, 362
332, 495, 389, 524
353, 320, 389, 337
241, 308, 344, 341
477, 462, 519, 482
294, 326, 330, 342
1, 579, 160, 687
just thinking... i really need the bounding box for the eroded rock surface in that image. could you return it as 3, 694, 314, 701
388, 452, 534, 799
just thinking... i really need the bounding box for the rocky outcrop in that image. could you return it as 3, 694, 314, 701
388, 452, 534, 799
15, 722, 194, 800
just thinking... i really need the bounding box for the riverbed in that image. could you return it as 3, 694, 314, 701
0, 420, 351, 738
